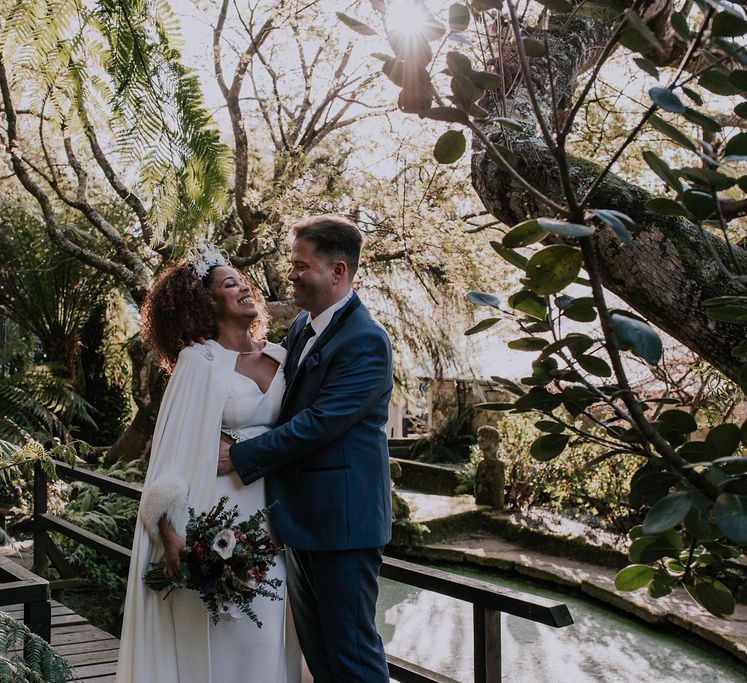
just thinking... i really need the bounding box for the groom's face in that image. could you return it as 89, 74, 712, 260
288, 238, 337, 316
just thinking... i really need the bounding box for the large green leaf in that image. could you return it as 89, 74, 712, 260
642, 150, 683, 193
490, 242, 528, 269
469, 71, 502, 90
681, 190, 716, 220
467, 291, 501, 308
576, 354, 612, 377
634, 57, 659, 80
684, 578, 735, 618
535, 420, 565, 433
628, 535, 680, 563
714, 494, 747, 544
419, 107, 470, 124
712, 10, 747, 37
671, 11, 690, 41
658, 409, 698, 435
733, 339, 747, 359
524, 245, 583, 296
509, 289, 547, 320
682, 108, 723, 134
705, 423, 742, 459
642, 492, 693, 534
679, 167, 734, 190
529, 433, 570, 461
465, 318, 500, 335
448, 3, 470, 32
649, 87, 685, 113
536, 218, 595, 239
337, 12, 377, 35
508, 337, 549, 351
630, 469, 679, 507
503, 220, 548, 248
645, 198, 689, 217
621, 9, 663, 54
614, 564, 654, 591
591, 209, 633, 245
699, 68, 742, 96
491, 375, 526, 396
705, 304, 747, 323
494, 117, 524, 131
649, 115, 697, 151
556, 295, 597, 322
724, 131, 747, 159
434, 130, 466, 164
685, 493, 719, 540
513, 387, 563, 412
522, 38, 546, 58
611, 312, 663, 364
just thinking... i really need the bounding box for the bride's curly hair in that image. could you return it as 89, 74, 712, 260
141, 260, 269, 372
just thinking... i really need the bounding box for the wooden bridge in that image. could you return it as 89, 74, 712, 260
1, 459, 574, 682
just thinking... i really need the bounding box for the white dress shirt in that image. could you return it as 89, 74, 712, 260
297, 289, 354, 365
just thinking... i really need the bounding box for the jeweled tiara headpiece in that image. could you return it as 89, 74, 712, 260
186, 239, 229, 278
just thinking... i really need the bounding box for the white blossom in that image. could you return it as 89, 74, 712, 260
212, 528, 237, 559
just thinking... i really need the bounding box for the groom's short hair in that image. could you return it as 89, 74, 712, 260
290, 215, 364, 277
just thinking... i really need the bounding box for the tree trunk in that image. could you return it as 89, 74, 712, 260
104, 336, 166, 464
471, 1, 747, 382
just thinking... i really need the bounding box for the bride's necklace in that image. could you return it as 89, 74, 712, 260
217, 338, 263, 355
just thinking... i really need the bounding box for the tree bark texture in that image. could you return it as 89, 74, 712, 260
471, 1, 747, 382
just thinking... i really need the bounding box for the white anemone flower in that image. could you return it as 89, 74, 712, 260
212, 529, 237, 560
218, 601, 242, 622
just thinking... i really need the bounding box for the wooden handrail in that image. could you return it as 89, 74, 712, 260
34, 456, 574, 682
381, 556, 572, 627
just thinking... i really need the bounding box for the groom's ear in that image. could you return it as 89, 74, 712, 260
331, 260, 348, 283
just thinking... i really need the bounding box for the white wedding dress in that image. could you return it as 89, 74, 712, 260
117, 340, 301, 683
211, 343, 301, 682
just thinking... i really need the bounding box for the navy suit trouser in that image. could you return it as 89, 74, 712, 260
286, 546, 389, 682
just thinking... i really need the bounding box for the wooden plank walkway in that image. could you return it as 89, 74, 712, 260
3, 600, 119, 682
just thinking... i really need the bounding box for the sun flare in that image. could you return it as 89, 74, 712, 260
386, 0, 429, 37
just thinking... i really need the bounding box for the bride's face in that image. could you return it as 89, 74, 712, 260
208, 266, 258, 324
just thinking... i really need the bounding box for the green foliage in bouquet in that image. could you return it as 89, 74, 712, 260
145, 496, 281, 626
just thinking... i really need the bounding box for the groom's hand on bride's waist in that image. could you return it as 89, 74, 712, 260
217, 433, 236, 475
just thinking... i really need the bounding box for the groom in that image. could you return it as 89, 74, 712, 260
218, 215, 392, 682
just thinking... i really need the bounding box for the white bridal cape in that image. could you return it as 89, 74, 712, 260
117, 340, 299, 683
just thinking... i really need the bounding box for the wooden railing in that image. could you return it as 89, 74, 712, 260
33, 459, 574, 683
0, 556, 51, 641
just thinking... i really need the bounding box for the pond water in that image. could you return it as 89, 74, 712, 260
376, 565, 747, 683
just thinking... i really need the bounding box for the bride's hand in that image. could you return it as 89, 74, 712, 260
217, 433, 236, 475
159, 519, 186, 582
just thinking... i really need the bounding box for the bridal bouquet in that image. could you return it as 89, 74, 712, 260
144, 496, 282, 625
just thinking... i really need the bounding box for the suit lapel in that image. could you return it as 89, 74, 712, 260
280, 293, 362, 413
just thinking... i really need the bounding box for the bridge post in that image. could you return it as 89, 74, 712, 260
473, 604, 501, 683
32, 462, 49, 577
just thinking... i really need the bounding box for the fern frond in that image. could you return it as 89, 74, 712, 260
0, 612, 71, 682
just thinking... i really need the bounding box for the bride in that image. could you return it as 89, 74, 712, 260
117, 243, 301, 682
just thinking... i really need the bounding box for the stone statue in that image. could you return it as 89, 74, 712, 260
474, 425, 505, 509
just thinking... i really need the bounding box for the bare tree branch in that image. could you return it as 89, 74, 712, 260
0, 57, 149, 305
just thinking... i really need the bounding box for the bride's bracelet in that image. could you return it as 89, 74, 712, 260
221, 428, 250, 443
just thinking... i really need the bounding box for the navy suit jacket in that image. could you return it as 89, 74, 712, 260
230, 293, 393, 551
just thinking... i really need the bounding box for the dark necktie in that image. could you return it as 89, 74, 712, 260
286, 323, 315, 382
